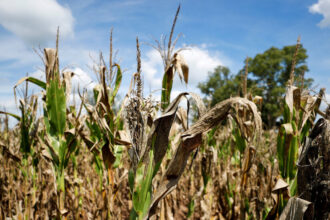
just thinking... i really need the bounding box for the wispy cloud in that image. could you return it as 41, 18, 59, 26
0, 0, 74, 45
309, 0, 330, 28
180, 46, 223, 86
0, 35, 37, 69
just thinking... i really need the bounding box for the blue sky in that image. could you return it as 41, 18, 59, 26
0, 0, 330, 120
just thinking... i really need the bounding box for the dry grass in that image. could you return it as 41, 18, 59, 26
0, 9, 329, 220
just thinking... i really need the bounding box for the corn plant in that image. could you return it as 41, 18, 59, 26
268, 37, 325, 218
128, 150, 156, 219
148, 5, 189, 111
42, 49, 82, 215
79, 52, 125, 182
0, 88, 41, 219
13, 39, 83, 216
295, 106, 329, 219
77, 31, 132, 218
0, 95, 39, 163
126, 40, 262, 218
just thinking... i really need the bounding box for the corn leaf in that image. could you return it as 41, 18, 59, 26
14, 76, 46, 91
46, 79, 66, 136
0, 111, 20, 121
109, 64, 122, 104
161, 67, 174, 110
279, 197, 311, 220
147, 97, 262, 218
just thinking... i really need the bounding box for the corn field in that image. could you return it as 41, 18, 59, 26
0, 9, 329, 220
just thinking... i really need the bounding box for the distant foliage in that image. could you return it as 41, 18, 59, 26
199, 44, 313, 128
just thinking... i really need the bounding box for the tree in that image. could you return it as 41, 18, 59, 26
198, 66, 260, 107
247, 44, 312, 128
198, 66, 240, 107
199, 44, 313, 128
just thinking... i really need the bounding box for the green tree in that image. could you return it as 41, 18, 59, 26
198, 66, 240, 107
198, 66, 260, 107
199, 44, 313, 128
247, 45, 312, 128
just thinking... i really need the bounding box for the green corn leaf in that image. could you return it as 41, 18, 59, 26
59, 140, 68, 170
133, 191, 140, 214
46, 79, 66, 136
139, 150, 154, 218
47, 137, 60, 166
19, 106, 30, 155
287, 134, 298, 179
94, 154, 104, 176
187, 198, 195, 218
113, 145, 124, 168
128, 169, 135, 193
283, 103, 291, 123
86, 121, 102, 141
15, 76, 46, 90
289, 175, 297, 196
129, 208, 138, 220
161, 67, 174, 110
0, 111, 21, 121
109, 64, 122, 105
141, 191, 151, 219
233, 127, 246, 154
131, 150, 155, 219
64, 139, 78, 167
300, 121, 311, 143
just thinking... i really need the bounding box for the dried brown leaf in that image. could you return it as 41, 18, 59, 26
142, 92, 188, 165
172, 52, 189, 84
279, 197, 311, 220
272, 178, 289, 192
62, 71, 74, 100
44, 48, 59, 83
147, 97, 262, 217
189, 92, 206, 117
101, 141, 116, 169
176, 107, 188, 131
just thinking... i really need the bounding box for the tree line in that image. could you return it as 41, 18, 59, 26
198, 44, 313, 128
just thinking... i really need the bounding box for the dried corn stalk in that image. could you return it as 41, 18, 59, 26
147, 96, 261, 218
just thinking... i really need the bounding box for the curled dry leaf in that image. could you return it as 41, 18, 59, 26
44, 48, 59, 83
272, 178, 289, 192
142, 92, 189, 165
279, 197, 311, 220
241, 146, 256, 187
285, 85, 299, 114
297, 109, 330, 219
62, 71, 74, 100
299, 88, 325, 132
172, 52, 189, 84
142, 92, 206, 167
147, 97, 262, 218
189, 92, 207, 117
0, 140, 21, 163
176, 107, 188, 131
93, 84, 103, 106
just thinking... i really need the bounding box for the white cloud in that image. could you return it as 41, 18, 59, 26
0, 0, 74, 44
142, 49, 163, 91
181, 46, 223, 86
70, 67, 97, 91
309, 0, 330, 27
142, 46, 223, 97
0, 35, 37, 67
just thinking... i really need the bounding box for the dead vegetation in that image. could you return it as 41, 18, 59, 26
0, 6, 329, 220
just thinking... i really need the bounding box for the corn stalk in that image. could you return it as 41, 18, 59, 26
270, 37, 325, 218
